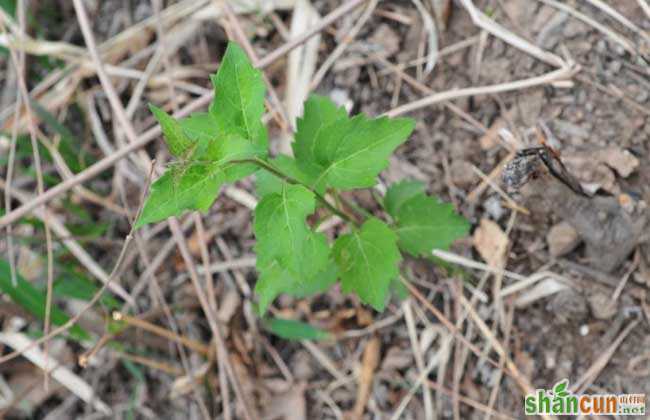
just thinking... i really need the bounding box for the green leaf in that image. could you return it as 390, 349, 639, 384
62, 197, 111, 239
553, 380, 569, 396
390, 277, 409, 301
332, 218, 401, 311
255, 259, 337, 315
292, 95, 348, 177
53, 269, 120, 310
149, 104, 195, 157
137, 42, 268, 228
383, 180, 426, 216
122, 359, 146, 383
66, 220, 110, 239
263, 317, 332, 341
293, 95, 415, 191
0, 0, 16, 57
254, 184, 332, 313
385, 183, 469, 257
255, 184, 317, 273
209, 42, 267, 148
0, 260, 90, 341
179, 112, 261, 182
179, 112, 220, 142
136, 134, 262, 227
0, 0, 15, 18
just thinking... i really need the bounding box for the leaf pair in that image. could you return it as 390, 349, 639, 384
253, 186, 403, 313
136, 43, 268, 227
253, 95, 416, 312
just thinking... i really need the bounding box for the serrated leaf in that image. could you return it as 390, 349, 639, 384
179, 112, 220, 142
137, 42, 268, 228
332, 218, 401, 311
255, 260, 336, 315
312, 115, 415, 189
383, 180, 426, 216
294, 95, 415, 191
254, 184, 332, 313
137, 163, 224, 227
136, 134, 262, 227
385, 183, 469, 257
149, 104, 195, 157
292, 95, 348, 176
263, 317, 332, 341
255, 184, 317, 272
180, 113, 262, 182
290, 260, 338, 297
0, 260, 90, 341
209, 42, 266, 148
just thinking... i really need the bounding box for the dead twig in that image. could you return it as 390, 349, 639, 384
384, 65, 579, 118
537, 0, 639, 55
257, 0, 367, 69
111, 311, 211, 356
402, 300, 434, 419
459, 0, 567, 67
351, 336, 381, 419
311, 0, 378, 89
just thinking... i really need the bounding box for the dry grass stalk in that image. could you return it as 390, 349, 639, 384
351, 336, 381, 419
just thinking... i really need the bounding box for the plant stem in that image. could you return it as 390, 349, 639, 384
331, 189, 361, 224
337, 192, 374, 221
231, 157, 359, 226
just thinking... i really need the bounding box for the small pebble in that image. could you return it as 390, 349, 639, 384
546, 222, 580, 257
608, 61, 622, 73
588, 293, 617, 320
613, 44, 626, 56
449, 160, 477, 188
484, 195, 505, 220
544, 350, 557, 369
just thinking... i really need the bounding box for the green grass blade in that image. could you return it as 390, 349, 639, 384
0, 259, 90, 341
263, 317, 332, 341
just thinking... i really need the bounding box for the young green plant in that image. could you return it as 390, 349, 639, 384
136, 42, 469, 315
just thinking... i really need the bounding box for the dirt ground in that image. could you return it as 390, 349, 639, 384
1, 0, 650, 419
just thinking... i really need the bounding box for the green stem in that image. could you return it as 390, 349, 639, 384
338, 193, 374, 221
331, 189, 361, 224
231, 157, 359, 226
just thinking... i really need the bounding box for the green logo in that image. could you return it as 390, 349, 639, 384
525, 379, 645, 416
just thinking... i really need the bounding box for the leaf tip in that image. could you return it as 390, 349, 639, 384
148, 103, 169, 124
